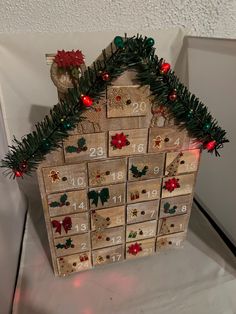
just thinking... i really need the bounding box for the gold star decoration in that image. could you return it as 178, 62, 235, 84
131, 208, 138, 217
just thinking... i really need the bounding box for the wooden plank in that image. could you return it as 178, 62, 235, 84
51, 212, 89, 238
47, 189, 88, 217
127, 178, 161, 203
159, 194, 193, 218
156, 232, 186, 251
107, 85, 150, 118
91, 226, 125, 250
42, 163, 87, 194
126, 238, 156, 260
161, 173, 195, 198
63, 132, 107, 163
126, 220, 157, 242
57, 252, 92, 276
54, 233, 90, 257
128, 153, 164, 181
91, 206, 125, 230
165, 149, 200, 176
78, 97, 152, 133
127, 200, 159, 224
148, 127, 187, 153
88, 158, 127, 187
108, 128, 148, 157
88, 183, 126, 210
92, 245, 124, 266
157, 214, 189, 236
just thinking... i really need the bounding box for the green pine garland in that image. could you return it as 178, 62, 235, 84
0, 34, 228, 178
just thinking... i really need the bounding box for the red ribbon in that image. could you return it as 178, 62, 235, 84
51, 216, 72, 234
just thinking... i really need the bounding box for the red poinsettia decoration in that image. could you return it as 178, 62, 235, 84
111, 133, 129, 149
164, 178, 180, 192
127, 242, 142, 256
54, 50, 84, 68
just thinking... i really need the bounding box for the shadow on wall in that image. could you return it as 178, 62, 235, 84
17, 103, 56, 266
28, 104, 52, 132
188, 202, 236, 276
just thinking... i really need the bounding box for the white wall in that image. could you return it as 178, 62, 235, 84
0, 103, 27, 314
0, 0, 236, 38
187, 37, 236, 246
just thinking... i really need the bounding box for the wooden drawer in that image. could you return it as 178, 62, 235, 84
88, 183, 126, 210
148, 127, 187, 153
127, 200, 159, 224
107, 85, 150, 118
157, 214, 189, 236
156, 232, 186, 251
126, 220, 157, 242
162, 173, 195, 198
159, 195, 193, 218
88, 158, 127, 187
128, 153, 164, 181
63, 132, 107, 163
54, 233, 90, 257
47, 190, 88, 217
42, 163, 87, 194
91, 206, 125, 231
126, 238, 156, 259
91, 226, 125, 250
165, 149, 200, 176
127, 178, 161, 204
108, 128, 148, 157
57, 252, 92, 276
51, 212, 89, 238
92, 245, 124, 266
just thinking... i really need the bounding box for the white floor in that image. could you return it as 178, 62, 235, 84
13, 203, 236, 314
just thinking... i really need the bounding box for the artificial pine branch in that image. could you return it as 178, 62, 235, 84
1, 34, 228, 178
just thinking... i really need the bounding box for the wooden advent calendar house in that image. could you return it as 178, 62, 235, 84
36, 40, 203, 276
2, 35, 227, 277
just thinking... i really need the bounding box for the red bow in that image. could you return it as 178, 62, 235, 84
51, 217, 72, 234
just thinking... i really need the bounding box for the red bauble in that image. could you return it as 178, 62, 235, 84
14, 170, 23, 178
81, 95, 93, 107
164, 178, 180, 192
128, 242, 142, 256
101, 71, 110, 81
205, 140, 217, 151
160, 62, 171, 74
168, 90, 177, 102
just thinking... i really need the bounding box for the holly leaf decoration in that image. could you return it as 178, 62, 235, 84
60, 194, 68, 204
65, 238, 73, 247
49, 201, 61, 208
130, 165, 139, 178
164, 202, 170, 213
65, 145, 77, 153
141, 166, 148, 176
78, 137, 86, 148
56, 243, 64, 249
130, 164, 148, 178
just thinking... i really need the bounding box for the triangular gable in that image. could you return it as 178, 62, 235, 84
1, 34, 228, 178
